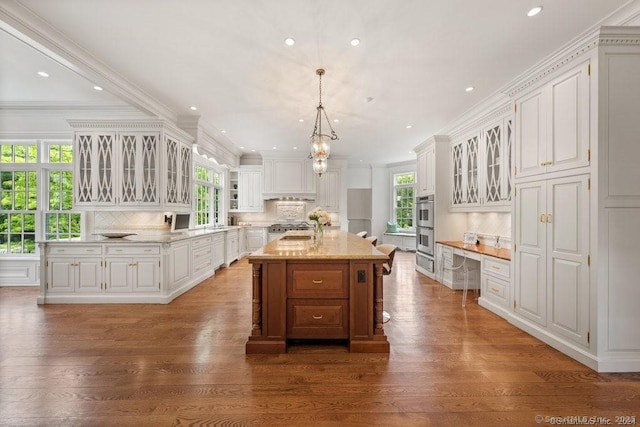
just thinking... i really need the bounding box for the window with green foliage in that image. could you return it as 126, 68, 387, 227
393, 172, 415, 230
0, 141, 80, 255
194, 161, 222, 227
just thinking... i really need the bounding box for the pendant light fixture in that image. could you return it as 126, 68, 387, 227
308, 68, 338, 176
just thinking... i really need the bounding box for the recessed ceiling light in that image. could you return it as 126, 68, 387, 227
299, 119, 304, 123
465, 86, 474, 92
293, 146, 298, 150
240, 146, 245, 150
272, 146, 277, 150
284, 37, 295, 46
37, 71, 49, 77
93, 85, 103, 91
251, 149, 256, 152
350, 38, 360, 46
334, 119, 339, 123
221, 130, 226, 134
406, 125, 412, 129
527, 6, 543, 17
189, 106, 198, 111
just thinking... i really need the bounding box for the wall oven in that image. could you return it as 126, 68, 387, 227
416, 195, 434, 228
415, 195, 435, 275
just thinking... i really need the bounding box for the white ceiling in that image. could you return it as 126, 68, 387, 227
0, 0, 635, 165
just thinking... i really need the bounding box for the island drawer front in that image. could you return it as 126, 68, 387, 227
482, 256, 510, 279
286, 299, 349, 338
105, 245, 161, 256
47, 245, 102, 256
287, 263, 349, 298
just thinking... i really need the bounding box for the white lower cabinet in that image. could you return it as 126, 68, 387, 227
104, 245, 161, 293
191, 235, 214, 279
47, 256, 102, 293
226, 228, 239, 265
479, 255, 511, 317
245, 228, 265, 253
435, 244, 453, 288
212, 233, 225, 269
170, 240, 191, 286
382, 233, 415, 252
514, 174, 590, 346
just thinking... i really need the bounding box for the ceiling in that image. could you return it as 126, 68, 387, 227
0, 0, 635, 165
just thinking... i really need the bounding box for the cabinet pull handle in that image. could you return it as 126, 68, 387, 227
547, 214, 552, 223
491, 265, 500, 270
491, 287, 500, 293
540, 214, 546, 223
312, 315, 323, 320
144, 249, 151, 252
129, 263, 136, 267
312, 280, 323, 284
115, 249, 123, 252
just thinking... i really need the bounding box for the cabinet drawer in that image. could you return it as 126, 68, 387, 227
287, 263, 349, 298
482, 256, 510, 279
482, 274, 509, 305
287, 299, 349, 338
48, 245, 102, 256
105, 245, 160, 255
192, 236, 213, 249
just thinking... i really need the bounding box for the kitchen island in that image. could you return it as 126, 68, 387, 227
246, 230, 390, 354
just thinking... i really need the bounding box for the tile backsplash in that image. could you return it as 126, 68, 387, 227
90, 211, 169, 234
466, 212, 512, 248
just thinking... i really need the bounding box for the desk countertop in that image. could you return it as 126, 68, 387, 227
437, 241, 511, 261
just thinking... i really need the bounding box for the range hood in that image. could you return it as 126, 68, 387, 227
262, 192, 316, 201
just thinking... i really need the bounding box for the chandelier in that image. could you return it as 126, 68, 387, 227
308, 68, 338, 176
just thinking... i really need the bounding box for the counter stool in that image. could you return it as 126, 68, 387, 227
439, 250, 478, 308
365, 235, 378, 246
376, 244, 397, 323
356, 231, 368, 238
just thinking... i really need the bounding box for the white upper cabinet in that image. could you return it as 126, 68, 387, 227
450, 115, 512, 212
70, 121, 193, 210
74, 132, 116, 207
515, 60, 590, 179
119, 132, 160, 207
262, 157, 315, 196
416, 144, 435, 197
315, 167, 341, 212
237, 166, 264, 212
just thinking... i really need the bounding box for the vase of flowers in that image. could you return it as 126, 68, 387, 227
308, 207, 331, 245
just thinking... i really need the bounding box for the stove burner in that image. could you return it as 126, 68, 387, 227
268, 222, 312, 233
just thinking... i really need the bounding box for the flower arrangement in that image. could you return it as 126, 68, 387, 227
308, 207, 331, 233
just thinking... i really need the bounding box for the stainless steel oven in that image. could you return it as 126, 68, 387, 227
416, 225, 434, 256
416, 195, 434, 228
416, 251, 434, 274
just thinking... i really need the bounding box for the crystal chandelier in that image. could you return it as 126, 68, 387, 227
308, 68, 338, 176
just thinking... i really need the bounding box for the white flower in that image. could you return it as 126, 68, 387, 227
308, 207, 331, 226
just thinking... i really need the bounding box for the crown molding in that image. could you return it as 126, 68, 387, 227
65, 119, 194, 143
0, 1, 177, 122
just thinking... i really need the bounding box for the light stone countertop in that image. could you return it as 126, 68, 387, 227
248, 230, 388, 261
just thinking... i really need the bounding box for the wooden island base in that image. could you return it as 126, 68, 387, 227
245, 231, 390, 354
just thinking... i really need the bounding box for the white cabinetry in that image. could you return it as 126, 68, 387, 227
225, 228, 239, 265
104, 245, 161, 293
514, 60, 590, 179
46, 245, 103, 293
451, 115, 512, 211
191, 235, 214, 280
514, 175, 590, 346
119, 132, 160, 207
212, 233, 226, 269
69, 120, 193, 210
245, 228, 265, 253
315, 168, 341, 212
416, 144, 435, 197
480, 255, 511, 318
74, 132, 116, 206
234, 166, 263, 212
170, 240, 191, 287
263, 157, 315, 196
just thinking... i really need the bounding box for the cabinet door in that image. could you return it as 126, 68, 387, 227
483, 122, 503, 206
546, 61, 590, 174
165, 136, 180, 205
105, 258, 133, 292
416, 149, 428, 197
315, 169, 340, 212
425, 144, 436, 196
74, 132, 116, 206
515, 88, 547, 178
246, 230, 264, 251
179, 142, 192, 205
237, 167, 263, 212
451, 141, 464, 206
213, 235, 225, 268
514, 181, 547, 325
119, 133, 160, 206
547, 175, 590, 346
171, 241, 191, 284
133, 258, 160, 292
75, 258, 103, 293
47, 257, 76, 292
465, 134, 480, 206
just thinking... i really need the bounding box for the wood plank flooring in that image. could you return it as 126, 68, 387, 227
1, 252, 639, 426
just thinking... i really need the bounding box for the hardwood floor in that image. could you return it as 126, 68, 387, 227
1, 252, 639, 426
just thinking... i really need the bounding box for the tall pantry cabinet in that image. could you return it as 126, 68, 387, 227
510, 26, 640, 372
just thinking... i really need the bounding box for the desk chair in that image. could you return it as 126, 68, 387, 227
356, 231, 368, 238
439, 250, 478, 308
376, 244, 397, 323
365, 235, 378, 246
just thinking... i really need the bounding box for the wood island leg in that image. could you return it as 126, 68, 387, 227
374, 263, 385, 335
251, 263, 262, 336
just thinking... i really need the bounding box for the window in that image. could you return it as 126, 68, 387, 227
392, 172, 415, 230
193, 160, 223, 227
0, 141, 80, 255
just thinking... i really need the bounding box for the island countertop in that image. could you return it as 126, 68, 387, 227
248, 230, 389, 261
